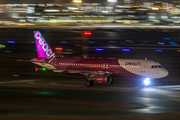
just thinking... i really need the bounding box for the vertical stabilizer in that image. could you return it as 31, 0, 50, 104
33, 31, 54, 59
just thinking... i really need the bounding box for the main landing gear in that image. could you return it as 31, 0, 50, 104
86, 77, 94, 86
86, 80, 94, 86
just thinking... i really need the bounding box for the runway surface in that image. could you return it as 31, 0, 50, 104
0, 77, 180, 120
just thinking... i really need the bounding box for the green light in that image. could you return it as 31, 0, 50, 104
42, 68, 46, 71
38, 91, 51, 95
35, 91, 55, 96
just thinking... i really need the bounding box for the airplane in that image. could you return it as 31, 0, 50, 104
31, 31, 169, 86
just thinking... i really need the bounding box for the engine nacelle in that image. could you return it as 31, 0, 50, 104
93, 74, 112, 85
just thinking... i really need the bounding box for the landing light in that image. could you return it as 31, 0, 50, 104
144, 78, 150, 86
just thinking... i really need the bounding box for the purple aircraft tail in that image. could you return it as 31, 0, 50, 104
33, 31, 54, 59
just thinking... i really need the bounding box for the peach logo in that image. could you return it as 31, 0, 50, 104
35, 31, 52, 57
125, 62, 141, 66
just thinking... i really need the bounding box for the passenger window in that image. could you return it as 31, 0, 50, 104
151, 65, 154, 68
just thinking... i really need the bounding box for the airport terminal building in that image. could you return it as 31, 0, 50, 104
0, 0, 173, 25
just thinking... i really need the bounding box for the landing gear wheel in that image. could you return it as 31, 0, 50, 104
86, 80, 94, 86
110, 79, 113, 84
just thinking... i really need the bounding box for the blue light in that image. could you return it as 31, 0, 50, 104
109, 41, 116, 43
61, 41, 67, 43
169, 42, 175, 44
125, 40, 132, 42
5, 51, 11, 53
144, 78, 150, 86
0, 82, 5, 84
171, 44, 177, 46
28, 82, 35, 84
158, 42, 164, 45
32, 41, 36, 43
164, 38, 170, 40
88, 41, 95, 43
122, 49, 130, 52
67, 28, 74, 30
156, 50, 162, 52
96, 48, 104, 51
66, 49, 73, 51
35, 50, 37, 51
13, 75, 19, 77
27, 28, 33, 29
8, 41, 15, 43
50, 82, 57, 84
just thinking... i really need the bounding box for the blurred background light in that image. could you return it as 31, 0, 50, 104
8, 41, 15, 43
96, 48, 104, 51
122, 49, 130, 52
55, 47, 63, 51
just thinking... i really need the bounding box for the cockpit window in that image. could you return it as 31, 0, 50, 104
158, 66, 162, 68
151, 65, 162, 68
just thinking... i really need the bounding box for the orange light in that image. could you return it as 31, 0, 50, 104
55, 47, 63, 50
83, 31, 91, 36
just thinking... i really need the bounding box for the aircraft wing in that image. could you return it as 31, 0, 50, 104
53, 69, 112, 77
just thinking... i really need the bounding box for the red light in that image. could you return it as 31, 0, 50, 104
55, 47, 63, 50
83, 31, 91, 36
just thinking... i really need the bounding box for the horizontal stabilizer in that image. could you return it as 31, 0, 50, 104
17, 59, 32, 62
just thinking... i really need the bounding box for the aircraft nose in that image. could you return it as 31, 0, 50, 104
161, 69, 169, 78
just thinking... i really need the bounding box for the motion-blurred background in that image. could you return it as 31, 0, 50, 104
0, 0, 178, 26
0, 0, 180, 119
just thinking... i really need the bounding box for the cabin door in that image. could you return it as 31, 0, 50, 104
103, 63, 109, 70
141, 61, 147, 73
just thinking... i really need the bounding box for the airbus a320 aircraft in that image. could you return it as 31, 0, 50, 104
31, 31, 168, 86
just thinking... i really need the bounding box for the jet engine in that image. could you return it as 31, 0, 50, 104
93, 74, 112, 85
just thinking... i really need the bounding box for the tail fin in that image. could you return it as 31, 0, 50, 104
33, 31, 54, 59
